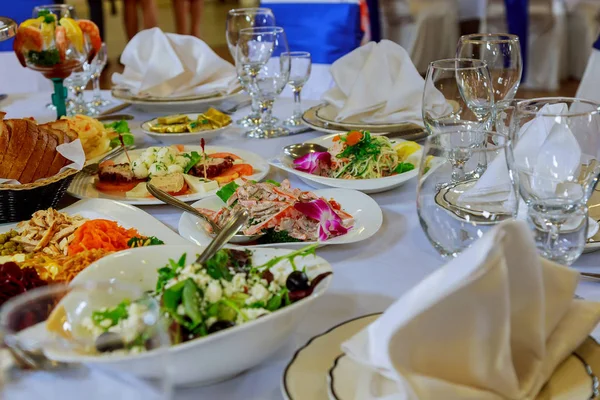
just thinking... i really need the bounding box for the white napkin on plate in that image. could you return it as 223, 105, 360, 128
342, 220, 600, 400
459, 103, 582, 205
321, 40, 450, 126
112, 28, 239, 98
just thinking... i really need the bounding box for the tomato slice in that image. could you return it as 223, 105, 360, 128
208, 152, 241, 160
228, 163, 253, 176
95, 179, 142, 193
215, 172, 239, 184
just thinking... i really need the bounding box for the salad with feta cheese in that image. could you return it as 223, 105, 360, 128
82, 244, 331, 353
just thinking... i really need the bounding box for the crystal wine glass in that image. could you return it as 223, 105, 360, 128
417, 130, 518, 258
89, 42, 111, 108
65, 62, 93, 116
282, 51, 312, 127
0, 281, 172, 399
226, 8, 276, 128
236, 26, 291, 138
506, 97, 600, 265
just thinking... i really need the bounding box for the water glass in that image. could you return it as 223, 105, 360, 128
236, 26, 290, 138
423, 59, 495, 134
417, 131, 518, 258
506, 97, 600, 264
89, 43, 111, 108
0, 282, 172, 399
456, 34, 522, 102
33, 4, 77, 19
281, 51, 311, 127
65, 63, 93, 116
226, 8, 276, 128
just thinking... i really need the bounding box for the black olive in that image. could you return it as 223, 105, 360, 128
95, 332, 125, 353
207, 320, 235, 334
286, 270, 310, 292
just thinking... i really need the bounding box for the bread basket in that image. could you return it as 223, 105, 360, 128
0, 169, 79, 223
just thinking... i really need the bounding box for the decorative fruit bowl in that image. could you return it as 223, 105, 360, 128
12, 5, 102, 118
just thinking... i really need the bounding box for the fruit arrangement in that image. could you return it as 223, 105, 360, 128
13, 9, 101, 68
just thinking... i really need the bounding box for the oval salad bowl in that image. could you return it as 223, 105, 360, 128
51, 245, 333, 386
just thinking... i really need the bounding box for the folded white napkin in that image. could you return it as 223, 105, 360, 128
112, 28, 239, 98
459, 103, 582, 205
321, 40, 450, 126
342, 220, 600, 400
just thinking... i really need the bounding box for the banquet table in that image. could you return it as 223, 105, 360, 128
3, 91, 600, 399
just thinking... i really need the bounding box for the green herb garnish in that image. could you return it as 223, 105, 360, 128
27, 49, 60, 67
257, 228, 302, 244
156, 253, 186, 292
105, 120, 134, 147
183, 151, 203, 173
265, 179, 281, 187
394, 162, 415, 174
216, 181, 239, 203
253, 244, 318, 272
205, 249, 233, 281
91, 300, 130, 330
127, 236, 165, 248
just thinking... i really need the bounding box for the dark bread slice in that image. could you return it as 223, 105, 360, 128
0, 113, 10, 170
31, 128, 58, 182
18, 126, 49, 184
0, 120, 37, 180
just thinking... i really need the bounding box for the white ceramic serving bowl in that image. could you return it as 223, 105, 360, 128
141, 113, 232, 145
63, 245, 333, 386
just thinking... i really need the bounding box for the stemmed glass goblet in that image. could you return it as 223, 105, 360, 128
89, 42, 111, 108
282, 51, 312, 127
236, 26, 291, 138
65, 62, 93, 116
226, 8, 276, 128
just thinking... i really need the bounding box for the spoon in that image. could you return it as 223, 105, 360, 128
283, 143, 328, 160
146, 183, 263, 244
196, 208, 249, 264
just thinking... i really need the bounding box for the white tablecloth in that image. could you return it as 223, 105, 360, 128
2, 91, 600, 399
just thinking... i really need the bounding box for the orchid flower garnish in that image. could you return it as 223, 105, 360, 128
294, 199, 350, 241
293, 152, 331, 175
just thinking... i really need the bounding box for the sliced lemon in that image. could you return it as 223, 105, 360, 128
394, 141, 422, 162
40, 21, 55, 48
58, 17, 84, 52
20, 17, 44, 29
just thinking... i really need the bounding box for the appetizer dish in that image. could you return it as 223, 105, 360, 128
69, 144, 269, 204
147, 109, 231, 134
198, 179, 354, 243
74, 245, 331, 353
293, 131, 422, 180
63, 115, 134, 160
13, 10, 101, 73
0, 207, 165, 306
0, 113, 79, 183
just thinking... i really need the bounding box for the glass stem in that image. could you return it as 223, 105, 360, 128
92, 75, 101, 101
51, 78, 68, 118
545, 219, 561, 254
251, 97, 260, 114
293, 87, 302, 117
259, 99, 274, 127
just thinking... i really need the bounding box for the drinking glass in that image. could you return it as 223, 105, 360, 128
33, 4, 77, 18
236, 26, 291, 138
456, 34, 522, 103
417, 130, 518, 258
226, 8, 276, 128
89, 43, 111, 108
506, 97, 600, 265
423, 59, 495, 134
0, 282, 172, 399
65, 63, 93, 116
282, 51, 312, 127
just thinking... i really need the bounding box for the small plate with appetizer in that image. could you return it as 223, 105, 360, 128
269, 131, 427, 194
178, 179, 383, 248
0, 198, 188, 306
68, 144, 269, 205
141, 109, 233, 145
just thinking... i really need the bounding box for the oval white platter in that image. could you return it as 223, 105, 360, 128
68, 145, 269, 205
178, 188, 383, 248
141, 113, 232, 145
268, 133, 419, 194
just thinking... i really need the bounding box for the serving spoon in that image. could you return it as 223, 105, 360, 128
283, 143, 328, 160
146, 183, 264, 244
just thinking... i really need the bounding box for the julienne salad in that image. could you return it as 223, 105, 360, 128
78, 245, 331, 354
293, 131, 431, 180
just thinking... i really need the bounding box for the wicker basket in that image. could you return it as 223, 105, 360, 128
0, 169, 79, 223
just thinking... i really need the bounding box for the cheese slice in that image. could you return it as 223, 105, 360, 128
126, 182, 150, 198
183, 174, 219, 193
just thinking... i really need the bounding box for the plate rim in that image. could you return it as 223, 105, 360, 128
111, 87, 242, 105
281, 312, 382, 400
314, 103, 424, 132
67, 145, 270, 205
178, 188, 383, 248
140, 113, 232, 138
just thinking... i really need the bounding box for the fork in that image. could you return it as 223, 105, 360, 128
81, 145, 136, 175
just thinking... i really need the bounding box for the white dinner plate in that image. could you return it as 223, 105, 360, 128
178, 188, 383, 248
68, 145, 269, 205
0, 198, 189, 245
268, 134, 419, 194
111, 87, 246, 113
314, 103, 424, 134
141, 113, 232, 145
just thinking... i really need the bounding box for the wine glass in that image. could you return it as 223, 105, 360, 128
282, 51, 312, 127
506, 97, 600, 265
0, 281, 172, 399
236, 26, 291, 138
65, 62, 93, 115
226, 8, 276, 128
456, 34, 522, 103
89, 42, 111, 108
416, 130, 518, 258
